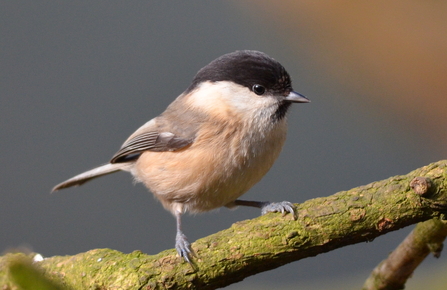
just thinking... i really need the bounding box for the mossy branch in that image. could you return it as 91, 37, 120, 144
2, 160, 447, 290
362, 218, 447, 290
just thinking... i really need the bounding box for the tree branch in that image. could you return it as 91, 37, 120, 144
363, 218, 447, 290
2, 160, 447, 290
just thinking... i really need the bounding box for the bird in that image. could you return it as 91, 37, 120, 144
52, 50, 310, 263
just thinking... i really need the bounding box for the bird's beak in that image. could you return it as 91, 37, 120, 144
285, 91, 310, 103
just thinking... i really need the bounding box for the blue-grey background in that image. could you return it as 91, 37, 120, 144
2, 1, 447, 289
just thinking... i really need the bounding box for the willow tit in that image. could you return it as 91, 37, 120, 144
53, 50, 310, 263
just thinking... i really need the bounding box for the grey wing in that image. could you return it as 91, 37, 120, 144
110, 131, 194, 163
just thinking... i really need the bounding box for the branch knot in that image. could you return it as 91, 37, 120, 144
410, 177, 432, 196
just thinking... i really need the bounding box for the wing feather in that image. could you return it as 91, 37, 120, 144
110, 131, 193, 163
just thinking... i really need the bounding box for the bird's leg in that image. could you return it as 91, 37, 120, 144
232, 199, 297, 220
174, 211, 195, 263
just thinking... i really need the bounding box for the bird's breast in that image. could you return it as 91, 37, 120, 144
133, 109, 288, 215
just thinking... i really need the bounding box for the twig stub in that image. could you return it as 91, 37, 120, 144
410, 177, 432, 196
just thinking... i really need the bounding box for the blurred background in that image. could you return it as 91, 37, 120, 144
2, 1, 447, 289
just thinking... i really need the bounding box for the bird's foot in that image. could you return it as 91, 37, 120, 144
175, 231, 195, 264
261, 201, 297, 220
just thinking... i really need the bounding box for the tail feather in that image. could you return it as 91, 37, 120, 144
52, 163, 132, 192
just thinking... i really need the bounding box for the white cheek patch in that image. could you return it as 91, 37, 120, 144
185, 82, 229, 115
186, 81, 277, 117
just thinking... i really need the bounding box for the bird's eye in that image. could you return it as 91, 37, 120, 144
252, 84, 266, 95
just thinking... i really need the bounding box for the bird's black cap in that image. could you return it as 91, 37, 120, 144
185, 50, 293, 95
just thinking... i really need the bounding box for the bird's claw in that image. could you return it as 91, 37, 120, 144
175, 231, 195, 264
261, 201, 297, 220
